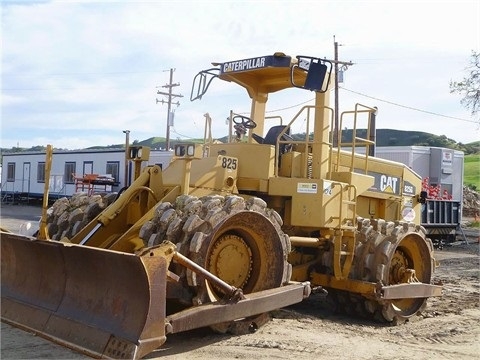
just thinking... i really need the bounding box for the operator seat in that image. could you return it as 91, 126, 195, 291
253, 125, 291, 146
252, 125, 293, 165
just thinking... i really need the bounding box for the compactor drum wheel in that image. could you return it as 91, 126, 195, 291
140, 195, 292, 329
352, 218, 435, 323
188, 210, 290, 303
45, 193, 116, 240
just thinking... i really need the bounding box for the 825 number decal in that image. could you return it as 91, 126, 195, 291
221, 157, 237, 170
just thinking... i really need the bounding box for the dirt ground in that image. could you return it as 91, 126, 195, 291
1, 204, 479, 360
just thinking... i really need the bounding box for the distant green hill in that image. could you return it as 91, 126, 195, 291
128, 129, 479, 154
340, 129, 479, 154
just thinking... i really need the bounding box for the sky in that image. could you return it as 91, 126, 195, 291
1, 0, 479, 150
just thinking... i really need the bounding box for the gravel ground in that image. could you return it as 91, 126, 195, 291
1, 204, 479, 360
0, 204, 43, 231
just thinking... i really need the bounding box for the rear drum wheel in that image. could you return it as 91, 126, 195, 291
357, 219, 435, 323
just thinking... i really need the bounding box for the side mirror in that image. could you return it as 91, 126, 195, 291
291, 56, 332, 93
418, 190, 428, 204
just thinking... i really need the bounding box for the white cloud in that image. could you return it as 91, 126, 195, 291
1, 0, 479, 150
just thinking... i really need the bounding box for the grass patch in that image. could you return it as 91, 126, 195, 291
466, 220, 480, 228
464, 154, 480, 190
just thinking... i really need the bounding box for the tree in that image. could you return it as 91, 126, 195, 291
30, 145, 46, 152
450, 51, 480, 119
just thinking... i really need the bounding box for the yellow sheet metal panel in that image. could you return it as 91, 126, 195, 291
190, 156, 238, 192
209, 143, 275, 182
329, 171, 374, 195
279, 151, 303, 177
163, 155, 238, 193
269, 177, 353, 228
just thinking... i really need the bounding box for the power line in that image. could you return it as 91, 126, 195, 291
171, 128, 195, 140
340, 87, 477, 124
265, 97, 314, 113
263, 87, 476, 125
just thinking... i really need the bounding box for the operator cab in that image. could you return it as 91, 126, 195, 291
191, 52, 331, 101
191, 52, 332, 146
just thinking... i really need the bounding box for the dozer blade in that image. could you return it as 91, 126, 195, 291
1, 232, 168, 359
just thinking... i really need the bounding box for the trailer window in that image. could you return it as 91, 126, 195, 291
7, 162, 15, 182
37, 162, 46, 182
106, 161, 119, 183
64, 162, 76, 183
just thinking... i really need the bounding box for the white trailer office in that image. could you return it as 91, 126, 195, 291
1, 149, 172, 202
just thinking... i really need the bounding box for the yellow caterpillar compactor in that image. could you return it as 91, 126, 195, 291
1, 53, 442, 359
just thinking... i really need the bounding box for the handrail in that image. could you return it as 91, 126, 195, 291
190, 68, 220, 101
336, 103, 377, 174
274, 105, 334, 177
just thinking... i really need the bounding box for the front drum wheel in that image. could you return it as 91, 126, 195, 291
187, 209, 291, 303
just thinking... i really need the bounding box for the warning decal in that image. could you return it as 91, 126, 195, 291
297, 183, 318, 194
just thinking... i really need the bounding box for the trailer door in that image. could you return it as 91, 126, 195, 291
22, 162, 31, 193
83, 161, 93, 175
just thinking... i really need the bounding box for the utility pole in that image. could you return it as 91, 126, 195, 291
333, 36, 353, 148
156, 69, 183, 151
123, 130, 130, 187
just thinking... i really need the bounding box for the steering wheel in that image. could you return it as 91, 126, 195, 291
233, 115, 257, 129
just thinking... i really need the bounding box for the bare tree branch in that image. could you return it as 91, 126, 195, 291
450, 51, 480, 121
